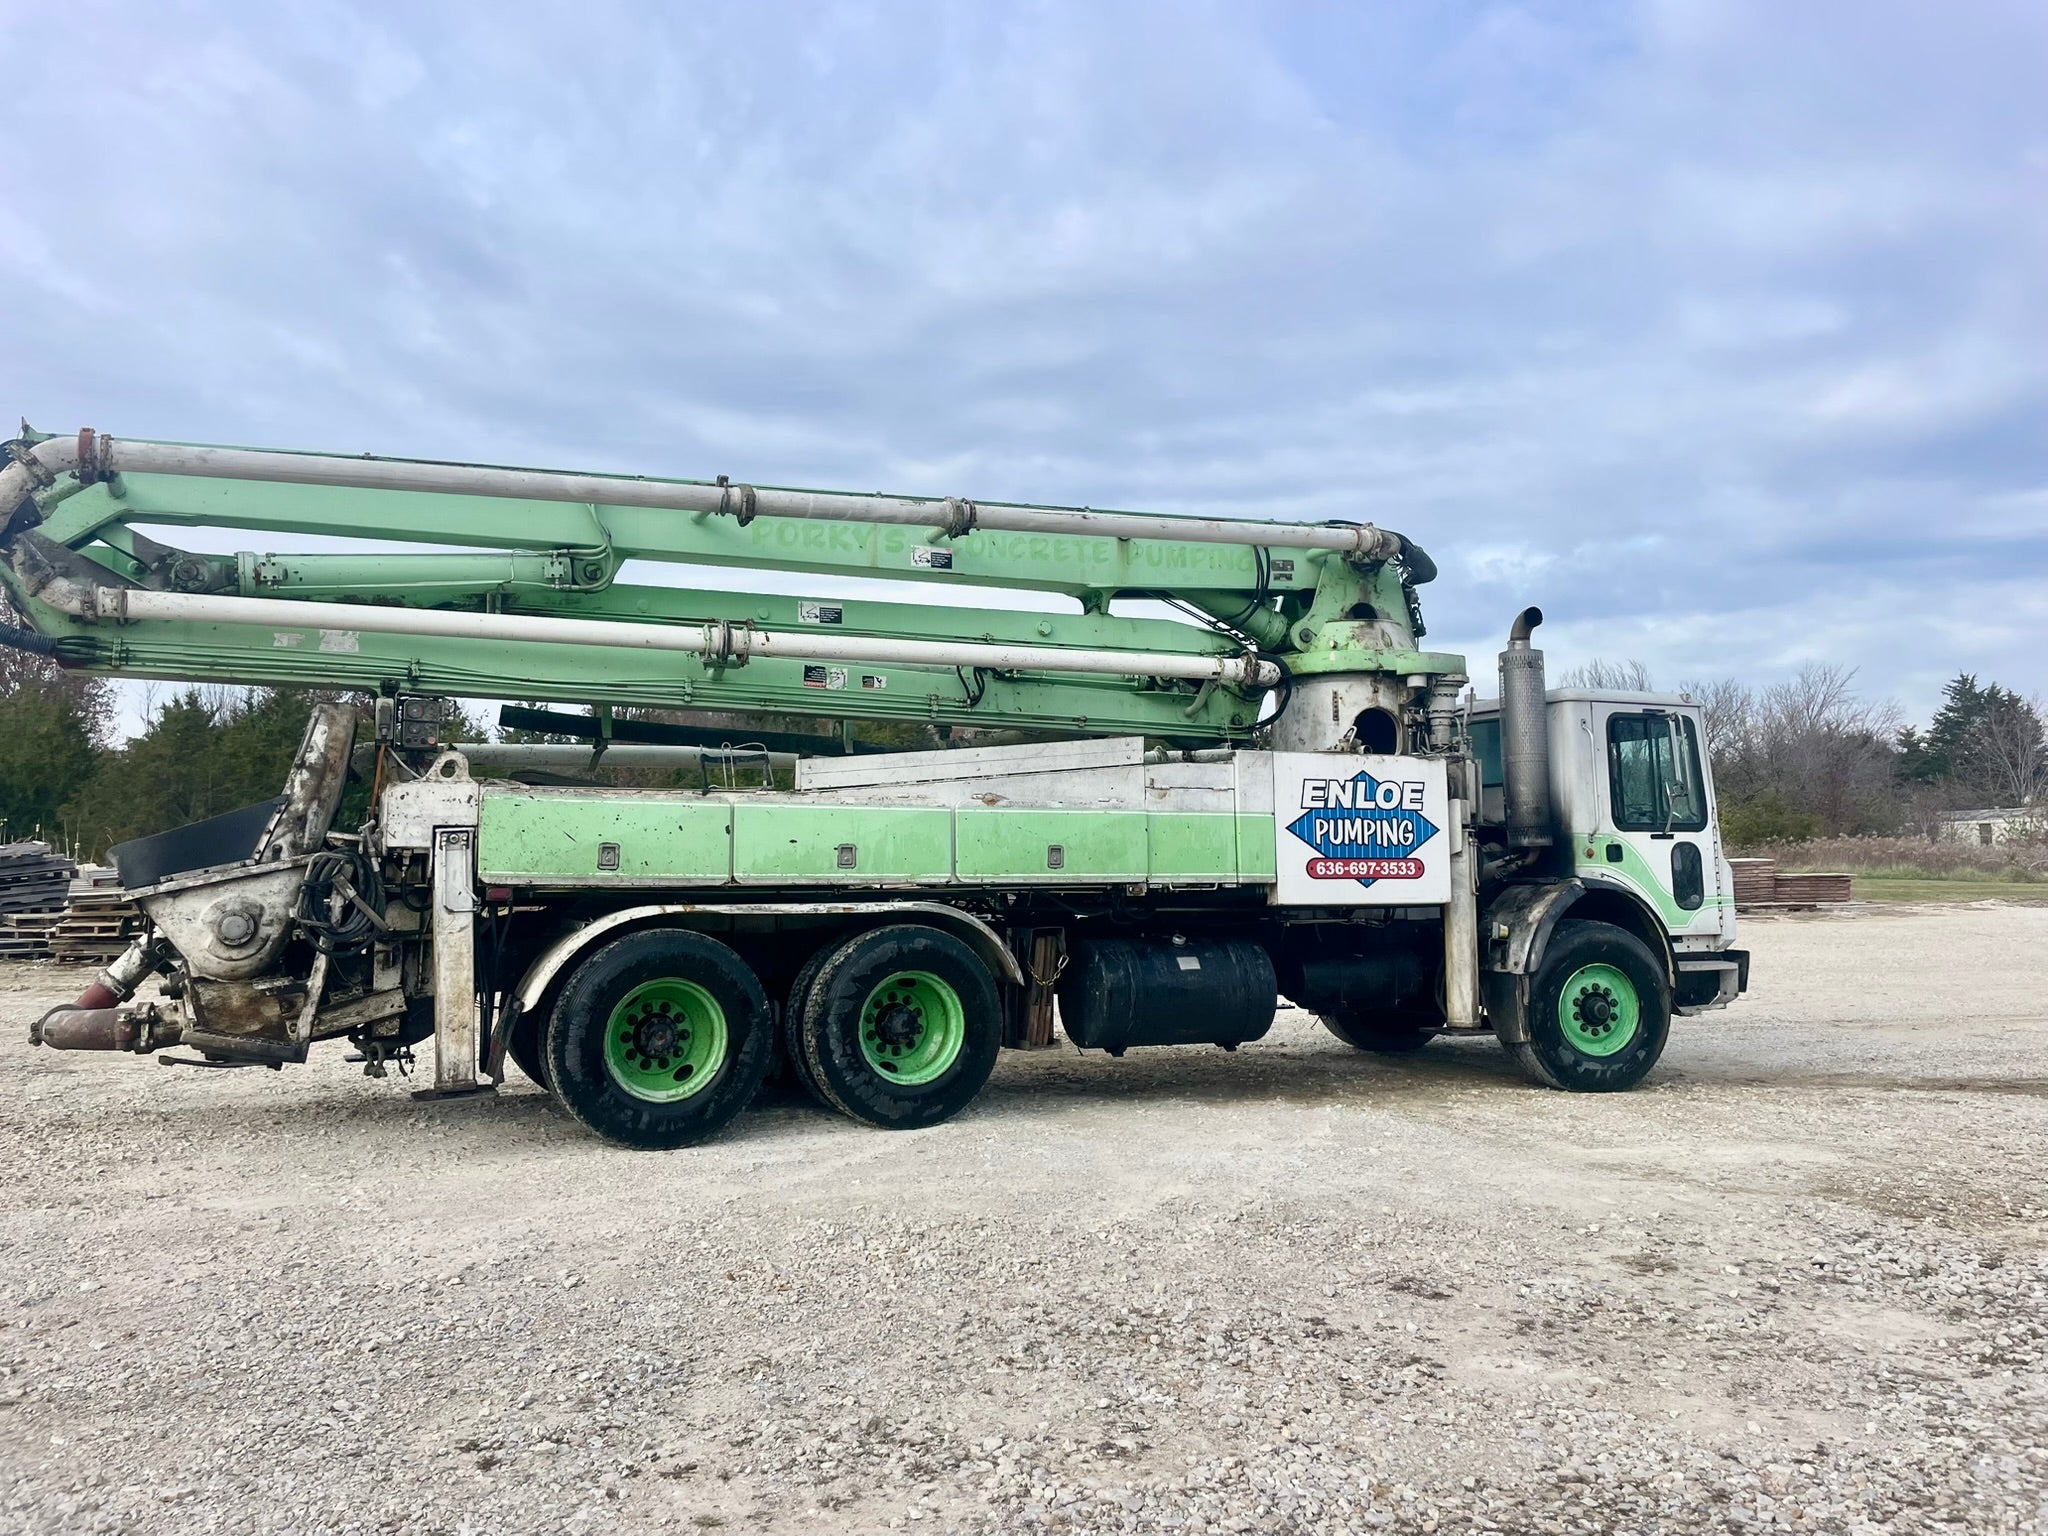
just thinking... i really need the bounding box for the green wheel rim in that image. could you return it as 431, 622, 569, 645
1557, 963, 1641, 1057
857, 970, 966, 1087
603, 978, 728, 1102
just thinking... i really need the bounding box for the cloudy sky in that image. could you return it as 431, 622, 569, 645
4, 0, 2044, 725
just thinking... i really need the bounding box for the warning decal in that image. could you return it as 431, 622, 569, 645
1272, 754, 1451, 906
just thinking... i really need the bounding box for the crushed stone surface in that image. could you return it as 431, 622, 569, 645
0, 902, 2043, 1534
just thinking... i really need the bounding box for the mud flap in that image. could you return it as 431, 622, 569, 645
1482, 970, 1530, 1045
1480, 879, 1585, 1045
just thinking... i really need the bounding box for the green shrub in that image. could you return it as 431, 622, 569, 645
1719, 792, 1821, 847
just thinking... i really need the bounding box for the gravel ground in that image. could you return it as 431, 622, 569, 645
1, 902, 2043, 1535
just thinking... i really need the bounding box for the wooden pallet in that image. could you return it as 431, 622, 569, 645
1728, 857, 1777, 906
0, 912, 60, 960
1774, 872, 1852, 904
10, 867, 147, 964
1728, 856, 1852, 911
0, 847, 74, 946
0, 855, 141, 963
0, 843, 73, 959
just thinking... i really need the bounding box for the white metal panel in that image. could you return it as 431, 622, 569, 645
1550, 698, 1604, 836
1142, 759, 1238, 815
801, 750, 1239, 812
807, 766, 1149, 810
380, 771, 482, 851
797, 736, 1143, 791
1232, 751, 1275, 814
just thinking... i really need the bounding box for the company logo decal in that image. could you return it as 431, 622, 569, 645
1284, 770, 1441, 887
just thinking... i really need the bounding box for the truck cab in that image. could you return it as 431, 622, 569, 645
1472, 688, 1746, 1015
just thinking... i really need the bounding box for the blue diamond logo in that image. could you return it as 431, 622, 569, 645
1285, 770, 1441, 888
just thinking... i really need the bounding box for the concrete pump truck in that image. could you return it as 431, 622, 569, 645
2, 425, 1747, 1148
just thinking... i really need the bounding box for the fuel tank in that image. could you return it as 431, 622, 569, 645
1056, 937, 1277, 1054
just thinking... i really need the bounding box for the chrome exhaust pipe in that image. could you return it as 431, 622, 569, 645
1499, 606, 1554, 849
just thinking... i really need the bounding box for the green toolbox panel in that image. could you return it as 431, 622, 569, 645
1236, 814, 1278, 881
955, 809, 1148, 882
1145, 812, 1241, 882
478, 791, 1279, 891
733, 803, 954, 883
478, 795, 733, 883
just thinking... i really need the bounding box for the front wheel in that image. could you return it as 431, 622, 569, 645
1510, 920, 1670, 1091
544, 928, 773, 1148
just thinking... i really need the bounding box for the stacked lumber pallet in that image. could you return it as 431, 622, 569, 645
1773, 871, 1853, 906
50, 867, 140, 963
1728, 856, 1852, 911
0, 911, 61, 958
1728, 858, 1777, 908
0, 842, 78, 959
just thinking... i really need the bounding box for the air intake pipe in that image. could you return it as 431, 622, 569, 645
1499, 607, 1554, 848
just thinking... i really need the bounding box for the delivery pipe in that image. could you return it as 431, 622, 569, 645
30, 1006, 161, 1052
0, 435, 83, 529
60, 585, 1282, 689
65, 937, 169, 1015
44, 432, 1409, 561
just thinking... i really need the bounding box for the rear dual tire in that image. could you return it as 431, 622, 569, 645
797, 925, 1002, 1130
544, 929, 774, 1149
779, 941, 836, 1106
528, 923, 1000, 1144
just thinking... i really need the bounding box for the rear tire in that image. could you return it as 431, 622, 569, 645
1510, 919, 1670, 1092
1320, 1012, 1439, 1054
780, 941, 837, 1108
799, 925, 1001, 1130
544, 928, 773, 1148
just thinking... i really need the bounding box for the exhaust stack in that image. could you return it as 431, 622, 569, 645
1499, 607, 1554, 849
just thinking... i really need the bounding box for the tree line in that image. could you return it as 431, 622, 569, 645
1563, 659, 2045, 844
0, 677, 325, 859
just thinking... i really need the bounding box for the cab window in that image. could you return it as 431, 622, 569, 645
1606, 713, 1706, 832
1470, 716, 1504, 790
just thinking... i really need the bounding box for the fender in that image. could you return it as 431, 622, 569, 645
512, 900, 1026, 1019
1480, 876, 1674, 1044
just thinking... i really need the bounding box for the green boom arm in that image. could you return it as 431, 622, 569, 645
1, 428, 1459, 743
